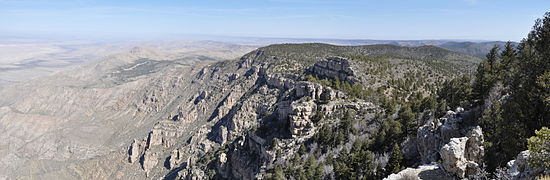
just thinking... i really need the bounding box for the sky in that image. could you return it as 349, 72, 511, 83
0, 0, 548, 41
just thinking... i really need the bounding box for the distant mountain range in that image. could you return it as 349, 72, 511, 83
198, 36, 517, 58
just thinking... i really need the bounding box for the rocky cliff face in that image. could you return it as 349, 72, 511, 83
1, 43, 488, 179
172, 55, 358, 179
309, 56, 358, 83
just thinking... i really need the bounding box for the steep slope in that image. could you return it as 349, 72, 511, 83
163, 44, 483, 179
0, 43, 254, 179
0, 43, 483, 179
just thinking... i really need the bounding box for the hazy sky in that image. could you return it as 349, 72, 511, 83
1, 0, 548, 41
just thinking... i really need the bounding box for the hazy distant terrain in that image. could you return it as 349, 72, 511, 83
0, 39, 129, 88
437, 41, 517, 57
0, 39, 257, 88
0, 40, 256, 178
0, 37, 510, 89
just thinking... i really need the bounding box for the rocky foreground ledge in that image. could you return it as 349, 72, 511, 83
387, 108, 546, 180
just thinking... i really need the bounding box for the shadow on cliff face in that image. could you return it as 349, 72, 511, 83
164, 161, 188, 180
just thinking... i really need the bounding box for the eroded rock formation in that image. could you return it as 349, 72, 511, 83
391, 108, 486, 179
310, 56, 357, 83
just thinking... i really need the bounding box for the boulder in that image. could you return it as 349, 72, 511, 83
401, 137, 419, 161
439, 126, 484, 179
507, 150, 531, 177
440, 137, 469, 178
416, 108, 483, 166
384, 164, 454, 180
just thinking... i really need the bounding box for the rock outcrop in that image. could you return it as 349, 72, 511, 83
142, 151, 158, 176
504, 150, 549, 179
440, 137, 469, 178
309, 56, 358, 83
128, 139, 141, 163
506, 150, 532, 179
416, 117, 444, 163
413, 108, 485, 179
384, 164, 454, 180
288, 100, 316, 138
465, 126, 484, 165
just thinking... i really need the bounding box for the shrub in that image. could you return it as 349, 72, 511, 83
527, 127, 550, 169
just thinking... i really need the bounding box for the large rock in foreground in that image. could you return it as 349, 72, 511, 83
413, 108, 485, 179
438, 126, 484, 178
440, 137, 468, 178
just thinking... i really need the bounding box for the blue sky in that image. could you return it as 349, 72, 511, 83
0, 0, 548, 41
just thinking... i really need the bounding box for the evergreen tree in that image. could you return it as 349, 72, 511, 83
507, 12, 550, 135
527, 127, 550, 169
480, 12, 550, 171
398, 104, 416, 137
436, 100, 448, 117
271, 166, 285, 180
298, 144, 307, 155
438, 75, 473, 109
500, 41, 517, 86
314, 162, 325, 180
334, 150, 351, 179
472, 45, 500, 104
486, 45, 500, 72
481, 101, 506, 171
387, 144, 404, 174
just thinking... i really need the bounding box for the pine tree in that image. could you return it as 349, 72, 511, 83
298, 144, 307, 155
387, 144, 404, 174
502, 12, 550, 160
527, 127, 550, 169
314, 162, 325, 180
272, 166, 285, 180
500, 41, 517, 86
481, 12, 550, 171
508, 12, 550, 134
398, 104, 416, 137
481, 101, 506, 171
472, 45, 500, 104
486, 45, 500, 73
